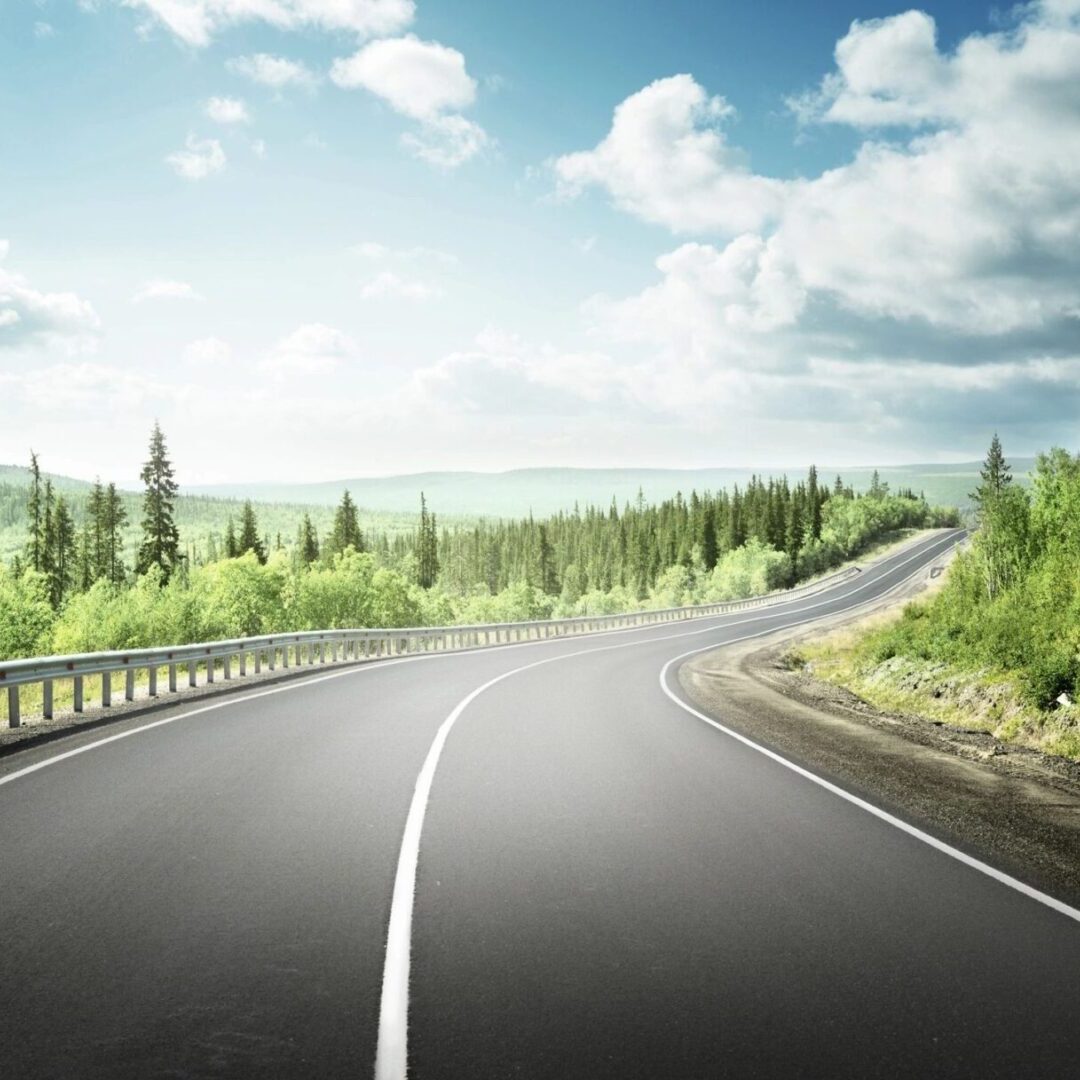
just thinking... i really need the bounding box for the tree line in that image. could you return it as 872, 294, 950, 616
0, 423, 958, 661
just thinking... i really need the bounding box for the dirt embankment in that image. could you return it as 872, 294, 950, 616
679, 548, 1080, 906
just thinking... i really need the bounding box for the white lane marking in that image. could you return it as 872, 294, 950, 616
658, 646, 1080, 929
373, 530, 965, 1078
0, 531, 959, 792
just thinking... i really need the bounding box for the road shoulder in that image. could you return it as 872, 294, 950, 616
679, 557, 1080, 907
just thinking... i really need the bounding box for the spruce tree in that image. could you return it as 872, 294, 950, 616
224, 518, 239, 559
328, 489, 363, 556
49, 496, 76, 607
103, 482, 127, 585
136, 422, 181, 582
417, 492, 439, 588
238, 501, 266, 563
299, 514, 320, 565
26, 451, 43, 572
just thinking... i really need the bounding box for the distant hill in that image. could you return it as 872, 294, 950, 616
185, 462, 1034, 517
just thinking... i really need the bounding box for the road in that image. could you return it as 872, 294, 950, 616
2, 528, 1079, 1079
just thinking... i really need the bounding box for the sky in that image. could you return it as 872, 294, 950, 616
1, 0, 1079, 484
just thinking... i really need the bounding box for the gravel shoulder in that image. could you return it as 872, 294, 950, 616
678, 548, 1080, 907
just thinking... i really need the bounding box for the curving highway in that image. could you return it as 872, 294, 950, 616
3, 528, 1079, 1079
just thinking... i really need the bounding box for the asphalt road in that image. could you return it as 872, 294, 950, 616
3, 528, 1079, 1079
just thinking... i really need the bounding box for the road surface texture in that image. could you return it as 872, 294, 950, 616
3, 529, 1078, 1079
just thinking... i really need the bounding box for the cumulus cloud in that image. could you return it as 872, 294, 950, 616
0, 243, 101, 352
119, 0, 415, 48
204, 95, 250, 123
165, 135, 226, 179
331, 35, 489, 167
553, 74, 784, 234
226, 53, 317, 90
132, 279, 203, 303
330, 35, 475, 118
555, 6, 1080, 343
261, 323, 355, 378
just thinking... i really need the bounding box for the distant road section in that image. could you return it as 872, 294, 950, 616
3, 529, 1079, 1079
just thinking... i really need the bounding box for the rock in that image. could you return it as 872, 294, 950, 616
1056, 692, 1074, 708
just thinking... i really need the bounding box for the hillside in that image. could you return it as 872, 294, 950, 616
182, 462, 1022, 517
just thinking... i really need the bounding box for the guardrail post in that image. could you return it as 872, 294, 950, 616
206, 657, 215, 684
125, 668, 135, 701
224, 655, 233, 681
188, 660, 197, 688
74, 675, 83, 712
268, 648, 276, 672
282, 646, 290, 670
7, 685, 20, 728
102, 673, 111, 707
168, 663, 177, 692
239, 652, 247, 677
43, 679, 53, 719
254, 650, 262, 674
148, 666, 157, 697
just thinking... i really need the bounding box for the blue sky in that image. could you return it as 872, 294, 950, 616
2, 0, 1078, 483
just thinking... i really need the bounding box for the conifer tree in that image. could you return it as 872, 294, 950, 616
49, 496, 77, 607
417, 492, 439, 588
299, 514, 320, 565
26, 451, 44, 572
327, 489, 364, 556
136, 422, 181, 582
224, 518, 238, 559
102, 482, 127, 585
238, 501, 267, 564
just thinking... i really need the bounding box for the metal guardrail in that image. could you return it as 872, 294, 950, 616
0, 565, 862, 728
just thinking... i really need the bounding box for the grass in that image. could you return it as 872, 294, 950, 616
790, 598, 1080, 761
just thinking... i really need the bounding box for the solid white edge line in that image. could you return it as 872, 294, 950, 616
0, 530, 959, 793
658, 630, 1080, 928
372, 529, 970, 1078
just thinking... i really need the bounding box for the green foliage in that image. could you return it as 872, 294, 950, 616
0, 567, 54, 657
136, 422, 181, 582
852, 440, 1080, 710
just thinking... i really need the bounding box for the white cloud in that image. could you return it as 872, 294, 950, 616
226, 53, 317, 90
183, 336, 232, 365
330, 35, 475, 119
34, 21, 55, 37
0, 246, 101, 352
401, 114, 489, 168
165, 135, 226, 180
261, 323, 355, 378
132, 279, 203, 303
360, 271, 441, 300
251, 138, 267, 158
331, 35, 489, 168
554, 7, 1080, 338
119, 0, 415, 48
204, 95, 250, 123
552, 74, 784, 234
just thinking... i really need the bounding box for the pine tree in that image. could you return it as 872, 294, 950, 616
299, 514, 320, 565
136, 422, 181, 582
224, 518, 239, 559
238, 501, 267, 564
25, 451, 44, 572
102, 482, 127, 585
86, 480, 106, 580
417, 492, 439, 588
327, 489, 364, 556
49, 496, 77, 607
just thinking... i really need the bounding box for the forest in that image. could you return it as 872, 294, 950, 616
0, 424, 959, 660
834, 440, 1080, 716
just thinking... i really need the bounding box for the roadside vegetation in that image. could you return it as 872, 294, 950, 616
793, 437, 1080, 760
0, 424, 958, 670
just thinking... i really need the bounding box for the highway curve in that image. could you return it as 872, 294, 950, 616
3, 528, 1079, 1079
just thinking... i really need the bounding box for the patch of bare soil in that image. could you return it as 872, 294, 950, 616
679, 556, 1080, 907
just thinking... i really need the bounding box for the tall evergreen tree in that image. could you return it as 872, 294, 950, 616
416, 492, 439, 588
327, 489, 364, 556
49, 496, 77, 607
237, 501, 267, 563
224, 517, 239, 559
298, 514, 320, 565
136, 422, 181, 582
102, 482, 127, 585
25, 451, 44, 572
